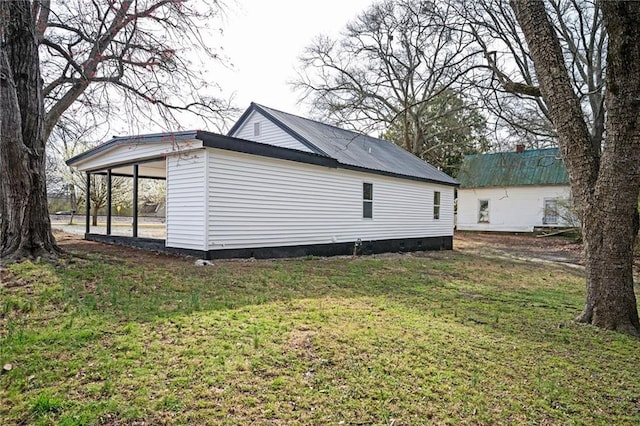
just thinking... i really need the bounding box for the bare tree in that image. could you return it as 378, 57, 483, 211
47, 118, 125, 225
456, 0, 605, 151
510, 0, 639, 335
1, 0, 235, 261
39, 0, 237, 139
88, 175, 130, 226
46, 119, 93, 224
293, 0, 487, 170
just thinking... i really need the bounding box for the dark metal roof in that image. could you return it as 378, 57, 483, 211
230, 103, 458, 186
456, 148, 569, 188
69, 104, 458, 186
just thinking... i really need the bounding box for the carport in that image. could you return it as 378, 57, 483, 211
66, 131, 203, 251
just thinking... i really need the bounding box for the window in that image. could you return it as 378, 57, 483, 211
543, 198, 559, 225
253, 122, 261, 136
363, 183, 373, 218
478, 199, 489, 223
433, 191, 441, 220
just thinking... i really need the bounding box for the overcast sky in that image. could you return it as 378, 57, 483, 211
215, 0, 374, 118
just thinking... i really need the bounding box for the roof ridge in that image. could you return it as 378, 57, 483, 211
254, 102, 382, 143
256, 103, 421, 159
467, 147, 559, 156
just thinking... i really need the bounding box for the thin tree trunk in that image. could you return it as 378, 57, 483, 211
511, 0, 639, 335
0, 1, 59, 261
92, 203, 99, 227
69, 184, 77, 225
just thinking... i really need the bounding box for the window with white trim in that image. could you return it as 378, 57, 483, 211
363, 183, 373, 218
433, 191, 441, 220
254, 122, 261, 136
478, 199, 489, 223
543, 198, 559, 225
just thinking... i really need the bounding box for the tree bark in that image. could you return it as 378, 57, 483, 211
0, 1, 59, 261
510, 0, 639, 335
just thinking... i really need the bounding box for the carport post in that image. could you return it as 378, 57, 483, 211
106, 169, 112, 235
133, 164, 139, 237
85, 172, 90, 234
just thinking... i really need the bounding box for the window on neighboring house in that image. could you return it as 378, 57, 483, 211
254, 122, 261, 137
478, 199, 489, 223
543, 198, 559, 225
433, 191, 441, 220
363, 183, 373, 218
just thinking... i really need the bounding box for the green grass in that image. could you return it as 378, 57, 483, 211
1, 246, 639, 425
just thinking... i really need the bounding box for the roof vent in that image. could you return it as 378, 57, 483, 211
516, 144, 525, 153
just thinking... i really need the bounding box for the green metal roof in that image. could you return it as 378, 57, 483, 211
456, 148, 569, 188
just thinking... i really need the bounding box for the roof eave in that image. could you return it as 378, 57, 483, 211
197, 130, 338, 169
198, 130, 458, 185
333, 162, 459, 186
66, 131, 200, 167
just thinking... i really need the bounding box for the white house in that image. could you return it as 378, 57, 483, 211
456, 147, 573, 232
67, 103, 458, 259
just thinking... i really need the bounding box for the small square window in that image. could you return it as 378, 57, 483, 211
363, 183, 373, 218
433, 191, 441, 220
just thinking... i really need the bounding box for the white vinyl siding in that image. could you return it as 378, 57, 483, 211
457, 186, 572, 232
72, 139, 203, 172
206, 149, 453, 250
229, 110, 314, 153
166, 150, 207, 250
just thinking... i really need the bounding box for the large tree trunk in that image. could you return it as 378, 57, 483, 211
577, 1, 640, 335
0, 1, 59, 261
511, 0, 640, 335
580, 184, 640, 335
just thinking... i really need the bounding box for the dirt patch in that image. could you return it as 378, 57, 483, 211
287, 329, 316, 353
54, 231, 193, 268
454, 231, 584, 267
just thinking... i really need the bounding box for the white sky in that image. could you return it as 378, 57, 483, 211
214, 0, 374, 119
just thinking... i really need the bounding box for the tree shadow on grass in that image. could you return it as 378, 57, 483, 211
55, 243, 589, 338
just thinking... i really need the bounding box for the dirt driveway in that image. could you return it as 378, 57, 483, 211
455, 231, 584, 268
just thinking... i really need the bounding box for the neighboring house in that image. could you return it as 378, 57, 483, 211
66, 102, 458, 259
456, 146, 573, 232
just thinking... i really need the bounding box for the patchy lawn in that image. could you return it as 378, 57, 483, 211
0, 232, 638, 425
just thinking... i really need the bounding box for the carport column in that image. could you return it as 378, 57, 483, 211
106, 169, 112, 235
133, 164, 139, 238
85, 172, 91, 234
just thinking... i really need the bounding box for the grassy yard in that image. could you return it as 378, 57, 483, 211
1, 236, 639, 425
